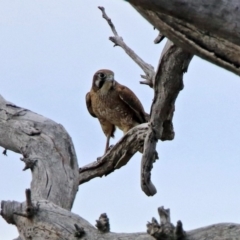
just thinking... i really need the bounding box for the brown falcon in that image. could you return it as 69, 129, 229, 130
86, 69, 149, 155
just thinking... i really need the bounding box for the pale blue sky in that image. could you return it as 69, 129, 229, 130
1, 1, 240, 239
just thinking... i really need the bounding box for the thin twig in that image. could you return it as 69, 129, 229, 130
98, 6, 155, 87
98, 6, 118, 36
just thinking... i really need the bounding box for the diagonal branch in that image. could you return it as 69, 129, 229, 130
79, 123, 148, 185
98, 6, 155, 87
98, 6, 119, 37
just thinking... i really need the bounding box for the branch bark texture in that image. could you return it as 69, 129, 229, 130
1, 95, 239, 239
141, 41, 193, 196
1, 199, 240, 240
79, 123, 148, 184
1, 3, 239, 240
0, 95, 79, 210
127, 0, 240, 76
99, 6, 155, 87
97, 6, 193, 196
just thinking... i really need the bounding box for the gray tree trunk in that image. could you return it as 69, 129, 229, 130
128, 0, 240, 76
1, 95, 240, 240
1, 1, 240, 239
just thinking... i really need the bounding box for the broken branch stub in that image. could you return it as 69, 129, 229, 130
147, 206, 185, 240
79, 123, 148, 185
96, 213, 110, 233
2, 199, 239, 239
13, 189, 39, 219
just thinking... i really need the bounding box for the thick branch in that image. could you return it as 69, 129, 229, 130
127, 0, 240, 76
98, 6, 155, 87
2, 200, 240, 240
0, 199, 155, 240
141, 41, 193, 196
0, 95, 79, 210
79, 123, 148, 185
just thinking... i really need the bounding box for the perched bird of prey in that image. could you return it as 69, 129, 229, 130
86, 69, 149, 155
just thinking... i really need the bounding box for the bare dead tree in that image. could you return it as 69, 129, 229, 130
1, 3, 240, 240
127, 0, 240, 76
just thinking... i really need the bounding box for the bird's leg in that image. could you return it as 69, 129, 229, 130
96, 135, 112, 161
104, 135, 111, 155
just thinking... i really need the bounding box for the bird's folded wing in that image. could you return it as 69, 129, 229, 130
85, 92, 97, 118
117, 84, 147, 123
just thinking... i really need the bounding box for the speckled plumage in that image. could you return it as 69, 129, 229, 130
86, 69, 149, 154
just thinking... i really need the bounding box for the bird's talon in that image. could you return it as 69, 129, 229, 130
108, 145, 114, 150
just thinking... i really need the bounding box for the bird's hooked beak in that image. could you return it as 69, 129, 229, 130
103, 73, 115, 90
106, 74, 114, 82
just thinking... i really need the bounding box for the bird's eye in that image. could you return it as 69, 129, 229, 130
99, 73, 106, 78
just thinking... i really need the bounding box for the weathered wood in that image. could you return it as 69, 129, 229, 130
79, 123, 148, 184
141, 41, 193, 196
1, 3, 240, 239
2, 199, 240, 240
1, 96, 240, 239
0, 199, 155, 240
13, 189, 39, 219
78, 6, 153, 187
147, 207, 176, 239
98, 6, 155, 87
0, 95, 79, 210
127, 0, 240, 76
96, 213, 110, 233
97, 7, 193, 197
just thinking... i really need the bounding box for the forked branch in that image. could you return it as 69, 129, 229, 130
79, 123, 148, 185
0, 94, 79, 210
98, 6, 155, 87
147, 206, 185, 239
98, 6, 193, 196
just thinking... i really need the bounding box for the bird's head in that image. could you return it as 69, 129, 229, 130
92, 69, 115, 91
